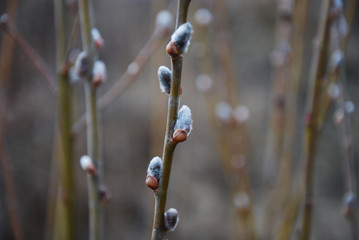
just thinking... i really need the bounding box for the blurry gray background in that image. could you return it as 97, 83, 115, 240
0, 0, 358, 239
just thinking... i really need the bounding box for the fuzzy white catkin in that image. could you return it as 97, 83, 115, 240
93, 60, 107, 82
164, 208, 179, 231
330, 50, 343, 70
345, 101, 355, 114
215, 101, 232, 123
91, 28, 104, 47
195, 74, 213, 92
171, 22, 193, 53
174, 105, 193, 135
158, 66, 172, 94
74, 51, 89, 77
147, 156, 162, 180
327, 83, 340, 99
233, 105, 250, 123
80, 155, 92, 170
156, 10, 173, 29
194, 8, 213, 26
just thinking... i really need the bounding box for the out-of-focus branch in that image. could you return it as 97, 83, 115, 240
72, 20, 172, 133
0, 14, 57, 92
0, 1, 24, 240
300, 0, 332, 239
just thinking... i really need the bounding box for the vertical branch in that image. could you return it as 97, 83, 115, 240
334, 80, 359, 240
77, 0, 103, 239
54, 0, 76, 239
0, 1, 24, 240
300, 0, 332, 239
151, 1, 191, 240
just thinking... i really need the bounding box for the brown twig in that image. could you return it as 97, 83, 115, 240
0, 1, 24, 240
53, 0, 76, 239
151, 1, 191, 239
72, 20, 172, 133
0, 14, 57, 92
300, 0, 332, 239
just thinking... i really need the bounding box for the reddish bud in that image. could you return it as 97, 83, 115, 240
172, 129, 187, 143
166, 41, 180, 58
146, 174, 158, 191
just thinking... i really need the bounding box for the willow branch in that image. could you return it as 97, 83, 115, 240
194, 7, 256, 239
78, 0, 103, 239
151, 1, 191, 240
300, 1, 332, 239
0, 14, 57, 92
72, 20, 171, 134
0, 1, 24, 240
54, 0, 76, 239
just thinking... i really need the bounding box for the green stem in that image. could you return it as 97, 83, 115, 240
78, 0, 102, 239
300, 0, 332, 239
84, 81, 101, 240
151, 1, 191, 239
54, 0, 75, 239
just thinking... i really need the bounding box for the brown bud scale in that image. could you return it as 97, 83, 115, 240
146, 174, 158, 191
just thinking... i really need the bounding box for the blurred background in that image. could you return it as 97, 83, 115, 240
0, 0, 358, 239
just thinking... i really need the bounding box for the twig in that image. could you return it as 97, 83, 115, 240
72, 19, 172, 133
0, 14, 57, 92
0, 1, 24, 240
0, 122, 24, 240
300, 0, 332, 239
151, 1, 191, 239
54, 0, 76, 239
263, 0, 294, 236
194, 7, 256, 239
334, 80, 359, 240
77, 0, 103, 239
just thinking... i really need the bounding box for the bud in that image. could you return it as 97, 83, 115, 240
343, 192, 356, 218
172, 129, 187, 143
91, 28, 105, 49
146, 156, 162, 191
278, 2, 293, 21
233, 105, 250, 124
194, 9, 213, 26
327, 83, 340, 100
158, 66, 172, 94
0, 13, 9, 30
145, 175, 158, 191
345, 101, 355, 114
195, 74, 213, 93
334, 108, 344, 125
173, 105, 193, 143
330, 50, 343, 75
164, 208, 179, 232
215, 101, 232, 123
80, 155, 97, 176
92, 60, 107, 87
167, 22, 193, 57
233, 192, 250, 211
337, 15, 348, 37
99, 185, 111, 205
127, 61, 139, 75
156, 10, 173, 30
74, 51, 90, 78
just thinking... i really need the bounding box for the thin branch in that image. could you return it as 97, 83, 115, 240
151, 1, 191, 239
300, 0, 332, 239
0, 1, 24, 240
194, 6, 256, 239
77, 0, 103, 239
334, 79, 359, 240
54, 0, 76, 239
0, 14, 57, 92
72, 21, 171, 133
